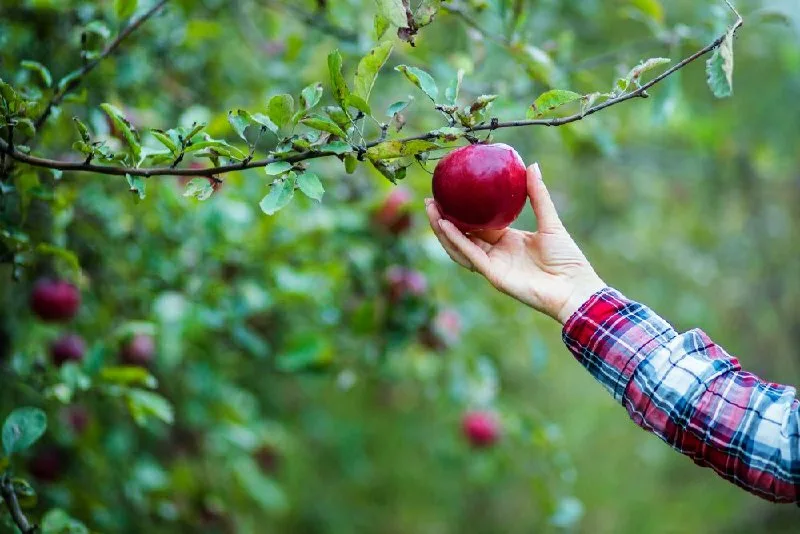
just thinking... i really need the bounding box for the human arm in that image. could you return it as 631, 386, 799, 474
425, 163, 800, 503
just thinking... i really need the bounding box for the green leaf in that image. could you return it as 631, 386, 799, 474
100, 103, 141, 161
706, 30, 734, 98
41, 509, 88, 534
0, 78, 19, 107
445, 69, 464, 105
14, 118, 35, 138
374, 14, 390, 40
251, 113, 279, 135
150, 129, 177, 153
20, 60, 52, 87
125, 390, 174, 426
324, 106, 351, 129
366, 139, 439, 160
345, 94, 371, 115
319, 141, 352, 154
228, 109, 251, 142
527, 89, 582, 118
469, 94, 497, 113
260, 173, 296, 215
232, 457, 288, 513
301, 114, 348, 139
115, 0, 138, 19
375, 0, 409, 27
300, 82, 323, 110
625, 57, 671, 86
264, 161, 293, 175
56, 70, 82, 93
395, 65, 438, 102
267, 94, 295, 129
2, 407, 47, 456
327, 50, 350, 108
10, 477, 37, 509
296, 172, 324, 201
415, 0, 441, 26
34, 243, 81, 274
430, 126, 463, 141
344, 154, 358, 174
387, 100, 411, 117
354, 41, 394, 102
183, 178, 215, 201
126, 174, 146, 200
100, 366, 158, 388
630, 0, 664, 24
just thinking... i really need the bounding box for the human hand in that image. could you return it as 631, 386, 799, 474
425, 163, 606, 324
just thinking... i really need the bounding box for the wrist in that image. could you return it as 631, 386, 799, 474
556, 274, 607, 325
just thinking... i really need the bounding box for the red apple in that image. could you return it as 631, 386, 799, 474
50, 334, 87, 367
30, 279, 81, 322
419, 308, 462, 351
27, 446, 68, 482
462, 410, 500, 448
61, 405, 90, 435
254, 445, 281, 475
120, 333, 155, 367
374, 187, 413, 235
432, 143, 527, 232
385, 266, 427, 301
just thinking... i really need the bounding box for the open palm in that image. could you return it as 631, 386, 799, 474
425, 163, 605, 323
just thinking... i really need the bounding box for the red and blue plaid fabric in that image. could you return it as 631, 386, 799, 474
562, 287, 800, 503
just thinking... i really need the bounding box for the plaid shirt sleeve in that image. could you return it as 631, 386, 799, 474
562, 287, 800, 503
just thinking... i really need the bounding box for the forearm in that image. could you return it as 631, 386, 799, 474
563, 288, 800, 503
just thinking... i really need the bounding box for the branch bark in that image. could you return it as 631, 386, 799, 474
33, 0, 170, 131
0, 476, 37, 534
1, 5, 742, 180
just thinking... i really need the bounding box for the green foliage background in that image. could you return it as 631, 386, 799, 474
1, 0, 800, 532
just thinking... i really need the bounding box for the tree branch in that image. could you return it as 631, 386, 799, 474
33, 0, 169, 131
0, 6, 742, 180
0, 475, 37, 534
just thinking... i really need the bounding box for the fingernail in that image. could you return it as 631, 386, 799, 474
438, 220, 447, 230
534, 162, 543, 181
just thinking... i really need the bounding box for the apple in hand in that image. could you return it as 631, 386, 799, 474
30, 279, 81, 322
432, 143, 527, 232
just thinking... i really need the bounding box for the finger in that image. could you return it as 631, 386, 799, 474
471, 228, 506, 245
527, 163, 563, 231
438, 219, 492, 276
467, 235, 492, 254
425, 199, 474, 270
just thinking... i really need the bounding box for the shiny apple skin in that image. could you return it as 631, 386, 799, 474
432, 143, 527, 232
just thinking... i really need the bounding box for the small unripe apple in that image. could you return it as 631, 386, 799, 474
120, 333, 155, 367
373, 187, 413, 235
50, 334, 87, 367
432, 143, 527, 232
462, 410, 500, 448
30, 279, 81, 322
27, 446, 68, 482
385, 266, 428, 301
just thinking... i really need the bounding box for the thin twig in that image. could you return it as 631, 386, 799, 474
33, 0, 169, 131
0, 9, 743, 179
0, 475, 37, 534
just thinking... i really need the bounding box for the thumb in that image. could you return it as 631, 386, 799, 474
527, 163, 563, 231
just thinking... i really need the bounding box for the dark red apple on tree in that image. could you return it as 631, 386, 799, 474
419, 308, 462, 351
432, 143, 527, 232
373, 186, 413, 235
462, 410, 501, 448
385, 266, 427, 301
61, 404, 90, 435
254, 445, 281, 475
30, 279, 81, 322
120, 333, 156, 367
50, 334, 87, 367
27, 445, 69, 482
